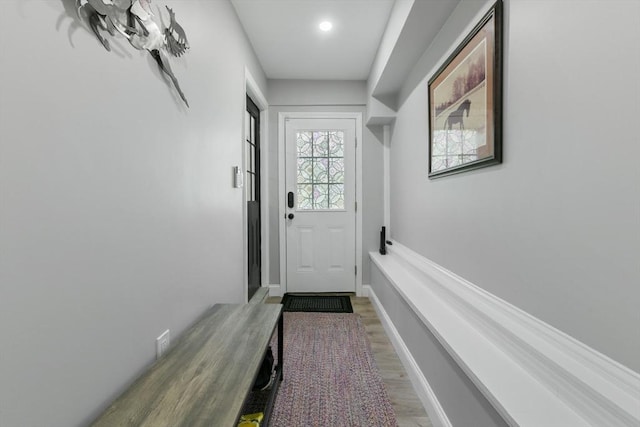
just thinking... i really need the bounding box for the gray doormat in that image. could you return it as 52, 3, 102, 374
281, 294, 353, 313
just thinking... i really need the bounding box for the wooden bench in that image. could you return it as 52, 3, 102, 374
91, 303, 284, 427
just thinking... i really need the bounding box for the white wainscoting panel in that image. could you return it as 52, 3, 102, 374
364, 285, 453, 427
369, 242, 640, 427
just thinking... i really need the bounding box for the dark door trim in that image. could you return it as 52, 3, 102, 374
246, 95, 261, 300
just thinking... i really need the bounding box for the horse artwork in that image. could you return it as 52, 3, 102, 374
445, 99, 471, 131
75, 0, 190, 107
427, 0, 502, 178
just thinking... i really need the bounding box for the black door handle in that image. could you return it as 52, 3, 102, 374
288, 213, 294, 220
287, 192, 294, 208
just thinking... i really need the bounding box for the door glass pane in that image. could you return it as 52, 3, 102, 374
313, 184, 328, 209
328, 131, 343, 156
249, 144, 255, 173
297, 158, 312, 183
246, 142, 251, 175
297, 132, 312, 157
297, 184, 313, 209
329, 184, 344, 209
312, 158, 328, 183
329, 158, 343, 183
295, 131, 345, 210
245, 112, 250, 142
313, 132, 329, 156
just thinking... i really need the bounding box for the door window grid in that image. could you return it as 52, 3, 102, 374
246, 113, 257, 202
296, 131, 344, 210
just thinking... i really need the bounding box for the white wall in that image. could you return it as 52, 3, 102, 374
266, 80, 384, 287
269, 79, 367, 106
389, 0, 640, 373
0, 2, 266, 426
367, 0, 415, 97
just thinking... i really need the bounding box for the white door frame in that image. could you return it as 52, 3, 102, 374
278, 112, 363, 296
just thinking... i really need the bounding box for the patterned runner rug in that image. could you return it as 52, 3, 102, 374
269, 312, 398, 427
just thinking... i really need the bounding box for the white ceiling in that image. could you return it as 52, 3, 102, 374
231, 0, 395, 80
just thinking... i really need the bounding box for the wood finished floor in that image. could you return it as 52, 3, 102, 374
266, 296, 432, 427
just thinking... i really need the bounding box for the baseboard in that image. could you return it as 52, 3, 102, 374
369, 243, 640, 427
267, 284, 283, 297
360, 284, 371, 297
364, 285, 452, 427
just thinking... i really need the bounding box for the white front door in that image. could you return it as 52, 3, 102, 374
285, 118, 356, 293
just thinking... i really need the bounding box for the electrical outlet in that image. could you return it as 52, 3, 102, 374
156, 329, 170, 359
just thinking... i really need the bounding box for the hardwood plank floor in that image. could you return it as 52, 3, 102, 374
266, 296, 432, 427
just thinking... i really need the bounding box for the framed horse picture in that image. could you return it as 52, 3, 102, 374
428, 0, 503, 178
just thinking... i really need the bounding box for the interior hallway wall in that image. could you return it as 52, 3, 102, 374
267, 80, 384, 288
0, 2, 266, 426
389, 0, 640, 372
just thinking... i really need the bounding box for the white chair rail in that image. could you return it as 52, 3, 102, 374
369, 242, 640, 427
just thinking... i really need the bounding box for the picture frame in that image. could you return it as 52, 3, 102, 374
428, 0, 503, 178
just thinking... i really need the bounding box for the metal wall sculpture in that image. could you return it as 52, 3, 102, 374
77, 0, 190, 107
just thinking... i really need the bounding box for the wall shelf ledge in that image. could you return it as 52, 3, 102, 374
370, 243, 640, 427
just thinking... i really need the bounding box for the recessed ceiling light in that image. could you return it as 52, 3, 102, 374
319, 21, 333, 32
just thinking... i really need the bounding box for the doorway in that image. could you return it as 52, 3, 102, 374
246, 95, 261, 300
283, 116, 358, 293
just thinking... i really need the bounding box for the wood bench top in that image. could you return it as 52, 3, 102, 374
91, 303, 283, 427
